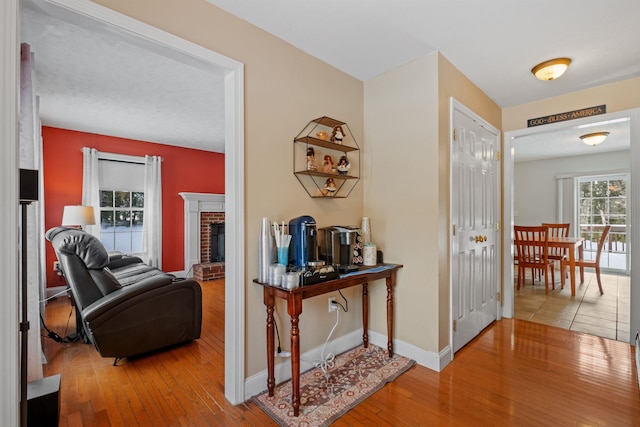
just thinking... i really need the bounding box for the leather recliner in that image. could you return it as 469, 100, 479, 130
45, 227, 202, 362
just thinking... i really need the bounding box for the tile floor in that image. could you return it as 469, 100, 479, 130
514, 267, 630, 343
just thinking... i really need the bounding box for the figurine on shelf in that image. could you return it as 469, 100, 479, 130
331, 125, 344, 144
322, 155, 335, 174
337, 155, 350, 175
316, 131, 328, 140
323, 178, 337, 196
306, 147, 317, 171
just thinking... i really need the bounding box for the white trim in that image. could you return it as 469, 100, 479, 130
503, 109, 640, 343
179, 192, 225, 273
1, 0, 20, 424
20, 0, 247, 405
223, 67, 246, 404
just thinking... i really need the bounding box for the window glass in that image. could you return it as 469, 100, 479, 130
99, 190, 144, 254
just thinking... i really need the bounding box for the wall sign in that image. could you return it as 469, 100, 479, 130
527, 105, 606, 127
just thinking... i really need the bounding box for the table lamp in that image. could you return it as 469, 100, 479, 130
61, 205, 96, 229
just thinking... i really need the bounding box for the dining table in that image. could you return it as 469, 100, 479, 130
547, 236, 584, 296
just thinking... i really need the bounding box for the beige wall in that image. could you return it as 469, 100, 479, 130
364, 53, 440, 351
503, 77, 640, 131
437, 54, 501, 350
364, 53, 501, 354
94, 0, 366, 376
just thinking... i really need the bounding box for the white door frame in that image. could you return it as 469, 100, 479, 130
1, 0, 21, 424
2, 3, 246, 424
502, 108, 640, 344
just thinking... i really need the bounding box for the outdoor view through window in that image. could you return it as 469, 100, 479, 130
100, 190, 144, 254
578, 174, 628, 272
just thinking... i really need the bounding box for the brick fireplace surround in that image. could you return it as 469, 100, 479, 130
179, 192, 225, 281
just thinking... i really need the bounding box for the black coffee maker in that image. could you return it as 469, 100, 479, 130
289, 215, 318, 268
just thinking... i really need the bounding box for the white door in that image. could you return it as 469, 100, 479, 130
451, 100, 500, 352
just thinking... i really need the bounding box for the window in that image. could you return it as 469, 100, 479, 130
100, 190, 144, 253
578, 174, 628, 272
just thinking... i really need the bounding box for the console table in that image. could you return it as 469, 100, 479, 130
254, 263, 402, 417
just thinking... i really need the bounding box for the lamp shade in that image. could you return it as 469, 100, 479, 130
531, 58, 571, 81
62, 205, 96, 227
580, 132, 609, 147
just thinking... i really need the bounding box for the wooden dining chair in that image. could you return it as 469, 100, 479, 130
514, 225, 555, 293
542, 222, 570, 262
542, 223, 570, 281
561, 225, 611, 295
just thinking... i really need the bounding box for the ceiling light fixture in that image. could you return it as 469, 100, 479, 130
531, 57, 571, 81
580, 132, 610, 147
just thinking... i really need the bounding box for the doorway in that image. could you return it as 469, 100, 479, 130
503, 109, 640, 344
18, 0, 246, 404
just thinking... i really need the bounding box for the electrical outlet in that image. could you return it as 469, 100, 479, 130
328, 297, 338, 312
53, 261, 60, 272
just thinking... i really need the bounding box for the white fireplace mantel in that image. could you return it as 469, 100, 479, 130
179, 192, 225, 274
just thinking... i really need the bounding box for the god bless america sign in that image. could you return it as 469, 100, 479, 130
527, 105, 606, 127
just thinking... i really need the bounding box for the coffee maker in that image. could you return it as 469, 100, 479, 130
288, 215, 318, 268
318, 225, 360, 273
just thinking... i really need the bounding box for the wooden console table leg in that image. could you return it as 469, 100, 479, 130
264, 289, 275, 396
288, 293, 303, 417
386, 272, 395, 357
362, 282, 369, 348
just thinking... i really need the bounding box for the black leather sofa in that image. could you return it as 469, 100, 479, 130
46, 227, 202, 363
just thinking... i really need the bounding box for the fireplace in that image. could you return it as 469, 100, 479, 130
209, 223, 225, 262
179, 192, 225, 281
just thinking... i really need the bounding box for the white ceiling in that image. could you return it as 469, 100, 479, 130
512, 117, 630, 162
21, 1, 227, 153
20, 0, 640, 157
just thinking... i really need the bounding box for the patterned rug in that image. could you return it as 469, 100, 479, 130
252, 344, 416, 427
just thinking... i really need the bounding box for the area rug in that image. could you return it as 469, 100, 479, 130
252, 344, 416, 427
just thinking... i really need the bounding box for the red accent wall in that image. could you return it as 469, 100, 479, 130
42, 126, 224, 287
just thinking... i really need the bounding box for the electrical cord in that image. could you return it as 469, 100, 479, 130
274, 315, 282, 354
333, 290, 349, 312
39, 287, 70, 303
39, 306, 79, 344
313, 307, 340, 373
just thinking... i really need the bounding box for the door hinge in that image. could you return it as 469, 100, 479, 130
497, 291, 501, 301
496, 221, 501, 231
453, 320, 457, 332
496, 151, 501, 161
452, 224, 457, 236
453, 129, 457, 141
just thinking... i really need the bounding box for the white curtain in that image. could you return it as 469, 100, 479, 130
82, 147, 100, 237
19, 43, 43, 381
143, 155, 162, 267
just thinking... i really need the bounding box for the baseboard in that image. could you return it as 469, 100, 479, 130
244, 329, 362, 400
368, 330, 452, 372
45, 286, 68, 300
244, 329, 448, 401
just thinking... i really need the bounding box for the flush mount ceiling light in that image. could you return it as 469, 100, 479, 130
531, 57, 571, 81
580, 132, 610, 146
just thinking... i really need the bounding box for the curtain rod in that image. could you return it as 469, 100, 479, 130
82, 147, 163, 164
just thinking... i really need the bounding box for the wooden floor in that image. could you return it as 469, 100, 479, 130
43, 279, 640, 426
